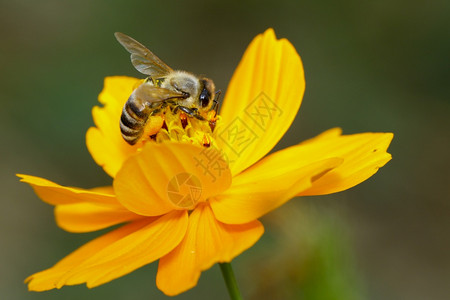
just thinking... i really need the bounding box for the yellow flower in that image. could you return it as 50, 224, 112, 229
19, 28, 393, 296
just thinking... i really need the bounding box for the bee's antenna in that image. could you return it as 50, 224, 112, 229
215, 90, 222, 101
213, 90, 222, 114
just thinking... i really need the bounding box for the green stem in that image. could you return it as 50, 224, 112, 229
219, 262, 243, 300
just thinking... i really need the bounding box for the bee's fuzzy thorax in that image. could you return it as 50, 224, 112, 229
161, 71, 201, 108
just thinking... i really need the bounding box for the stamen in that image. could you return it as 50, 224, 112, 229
202, 134, 211, 147
180, 113, 188, 129
135, 106, 218, 148
209, 117, 217, 132
161, 120, 168, 131
207, 110, 218, 132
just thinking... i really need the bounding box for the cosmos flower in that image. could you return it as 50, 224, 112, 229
19, 28, 393, 296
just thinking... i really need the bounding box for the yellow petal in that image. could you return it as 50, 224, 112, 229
217, 28, 305, 176
55, 202, 144, 233
297, 131, 393, 195
114, 142, 232, 216
26, 211, 188, 291
86, 76, 163, 177
26, 218, 151, 291
210, 155, 342, 224
156, 203, 263, 296
98, 76, 141, 108
17, 174, 119, 206
89, 186, 115, 194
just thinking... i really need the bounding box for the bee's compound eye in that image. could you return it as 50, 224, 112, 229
199, 89, 211, 108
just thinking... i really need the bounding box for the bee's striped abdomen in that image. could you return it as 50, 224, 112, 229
120, 94, 152, 145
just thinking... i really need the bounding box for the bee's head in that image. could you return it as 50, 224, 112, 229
198, 78, 215, 111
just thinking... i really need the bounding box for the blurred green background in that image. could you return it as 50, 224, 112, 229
1, 0, 449, 299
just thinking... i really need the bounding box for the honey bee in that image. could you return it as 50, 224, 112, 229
115, 32, 218, 145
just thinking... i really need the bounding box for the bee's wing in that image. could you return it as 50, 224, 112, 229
134, 84, 185, 106
115, 32, 173, 77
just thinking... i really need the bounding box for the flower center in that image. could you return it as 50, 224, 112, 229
136, 106, 219, 148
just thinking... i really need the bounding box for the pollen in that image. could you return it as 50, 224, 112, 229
180, 113, 188, 129
209, 116, 217, 132
137, 106, 217, 148
202, 135, 211, 147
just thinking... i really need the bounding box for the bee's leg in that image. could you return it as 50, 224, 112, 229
193, 114, 206, 121
144, 76, 157, 86
166, 100, 178, 113
150, 108, 161, 116
149, 102, 167, 116
176, 106, 205, 121
159, 102, 168, 110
